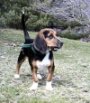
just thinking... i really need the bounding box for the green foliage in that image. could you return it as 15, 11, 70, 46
27, 12, 54, 31
0, 0, 67, 31
4, 11, 21, 29
59, 26, 88, 39
0, 16, 7, 27
0, 0, 30, 28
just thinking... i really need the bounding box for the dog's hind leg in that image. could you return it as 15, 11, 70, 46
14, 50, 26, 79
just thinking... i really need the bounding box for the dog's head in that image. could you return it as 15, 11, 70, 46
34, 28, 63, 54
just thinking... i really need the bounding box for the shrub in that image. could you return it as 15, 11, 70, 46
0, 16, 7, 28
27, 11, 55, 31
4, 10, 21, 29
59, 26, 89, 39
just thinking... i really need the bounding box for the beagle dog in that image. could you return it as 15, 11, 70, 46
14, 13, 63, 91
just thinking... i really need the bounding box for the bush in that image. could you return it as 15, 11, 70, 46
26, 11, 56, 31
59, 26, 89, 39
0, 16, 7, 28
4, 10, 21, 29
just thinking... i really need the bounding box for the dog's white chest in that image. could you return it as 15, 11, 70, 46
36, 52, 50, 69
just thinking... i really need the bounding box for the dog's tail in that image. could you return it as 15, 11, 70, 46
21, 12, 30, 42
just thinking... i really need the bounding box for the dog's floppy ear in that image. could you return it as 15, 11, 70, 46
34, 33, 47, 54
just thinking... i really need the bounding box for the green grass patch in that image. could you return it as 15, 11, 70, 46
0, 29, 90, 103
0, 29, 36, 43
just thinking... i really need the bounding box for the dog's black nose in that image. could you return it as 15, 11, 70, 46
57, 41, 63, 48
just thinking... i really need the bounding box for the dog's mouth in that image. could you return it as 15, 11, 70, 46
49, 46, 60, 51
53, 47, 59, 51
48, 41, 63, 51
49, 43, 63, 51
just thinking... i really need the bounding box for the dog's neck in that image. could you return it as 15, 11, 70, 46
32, 44, 50, 55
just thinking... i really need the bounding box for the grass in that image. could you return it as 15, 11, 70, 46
0, 28, 90, 103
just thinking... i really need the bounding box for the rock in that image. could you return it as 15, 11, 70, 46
80, 35, 90, 42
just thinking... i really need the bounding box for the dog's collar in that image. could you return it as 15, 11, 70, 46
21, 43, 47, 55
21, 43, 33, 48
21, 43, 36, 54
32, 45, 47, 55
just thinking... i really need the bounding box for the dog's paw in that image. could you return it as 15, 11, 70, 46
30, 82, 38, 91
46, 85, 53, 91
45, 81, 53, 91
37, 74, 42, 80
14, 74, 20, 79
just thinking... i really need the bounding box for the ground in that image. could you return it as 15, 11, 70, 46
0, 29, 90, 103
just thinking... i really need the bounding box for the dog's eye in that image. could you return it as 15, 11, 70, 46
48, 35, 53, 39
43, 31, 49, 38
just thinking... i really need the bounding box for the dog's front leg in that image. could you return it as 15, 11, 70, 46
46, 65, 55, 91
30, 67, 38, 90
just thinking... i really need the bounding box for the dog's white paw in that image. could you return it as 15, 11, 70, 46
46, 81, 53, 91
30, 82, 38, 91
37, 74, 42, 80
14, 74, 20, 79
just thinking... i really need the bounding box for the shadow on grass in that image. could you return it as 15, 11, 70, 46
18, 73, 76, 89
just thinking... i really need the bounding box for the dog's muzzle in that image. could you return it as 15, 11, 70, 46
57, 40, 63, 48
53, 39, 63, 51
